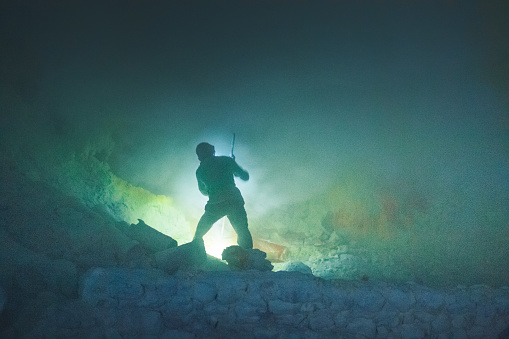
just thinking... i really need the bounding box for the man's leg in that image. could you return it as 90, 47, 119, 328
228, 205, 253, 249
194, 207, 223, 241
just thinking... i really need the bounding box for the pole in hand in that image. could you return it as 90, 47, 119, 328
230, 133, 236, 160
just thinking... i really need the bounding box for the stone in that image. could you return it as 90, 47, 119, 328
415, 288, 445, 311
446, 289, 475, 314
328, 288, 351, 311
278, 278, 321, 304
154, 240, 207, 274
346, 317, 376, 338
268, 299, 300, 315
275, 313, 306, 327
234, 301, 263, 319
381, 287, 416, 312
334, 311, 349, 328
80, 267, 166, 307
279, 261, 313, 275
375, 304, 400, 328
351, 288, 385, 313
122, 244, 156, 269
193, 282, 217, 304
222, 246, 273, 271
431, 312, 450, 333
216, 281, 247, 305
203, 302, 229, 316
127, 219, 178, 253
308, 309, 335, 331
400, 323, 425, 338
164, 295, 193, 317
162, 329, 195, 339
376, 325, 390, 337
0, 230, 78, 298
451, 314, 466, 329
414, 310, 433, 323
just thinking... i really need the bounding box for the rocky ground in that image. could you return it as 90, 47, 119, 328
15, 268, 509, 338
1, 163, 508, 338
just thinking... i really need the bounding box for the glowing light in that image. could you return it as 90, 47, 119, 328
202, 218, 237, 259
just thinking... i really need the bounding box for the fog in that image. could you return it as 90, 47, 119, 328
1, 0, 508, 286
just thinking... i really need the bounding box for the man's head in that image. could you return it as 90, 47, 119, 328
196, 142, 215, 161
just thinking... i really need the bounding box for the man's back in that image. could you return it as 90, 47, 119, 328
196, 156, 248, 203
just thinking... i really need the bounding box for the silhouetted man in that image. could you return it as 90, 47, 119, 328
193, 142, 253, 249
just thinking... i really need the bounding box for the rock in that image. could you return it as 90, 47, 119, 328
308, 309, 335, 331
214, 275, 248, 305
162, 329, 195, 339
268, 299, 301, 315
221, 246, 273, 271
375, 303, 400, 328
154, 240, 207, 274
127, 219, 178, 253
0, 230, 78, 298
45, 268, 509, 338
351, 288, 385, 313
346, 317, 376, 338
193, 282, 217, 304
80, 267, 167, 307
200, 255, 230, 271
275, 313, 306, 327
376, 325, 390, 337
415, 287, 445, 311
279, 261, 313, 275
431, 312, 451, 333
334, 311, 349, 328
233, 300, 263, 319
381, 286, 416, 312
400, 323, 425, 338
122, 243, 157, 269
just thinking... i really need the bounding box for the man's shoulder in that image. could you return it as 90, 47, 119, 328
216, 156, 234, 162
198, 156, 232, 170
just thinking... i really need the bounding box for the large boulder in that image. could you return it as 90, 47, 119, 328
154, 240, 207, 274
125, 219, 178, 253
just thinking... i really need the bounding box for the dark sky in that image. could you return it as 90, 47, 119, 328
1, 0, 508, 217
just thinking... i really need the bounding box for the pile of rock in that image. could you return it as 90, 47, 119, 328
24, 268, 509, 338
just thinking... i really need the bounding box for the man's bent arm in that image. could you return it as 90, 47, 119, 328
196, 171, 209, 196
233, 161, 249, 181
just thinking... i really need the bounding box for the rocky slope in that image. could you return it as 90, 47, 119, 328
1, 160, 508, 338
